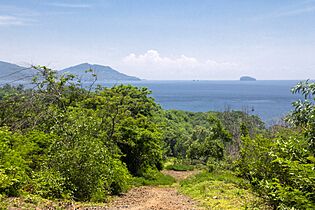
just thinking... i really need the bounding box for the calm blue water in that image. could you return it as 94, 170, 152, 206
2, 79, 303, 123
95, 80, 299, 123
98, 80, 302, 123
1, 80, 299, 124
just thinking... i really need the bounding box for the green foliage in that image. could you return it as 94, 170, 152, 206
160, 110, 193, 158
30, 169, 70, 199
161, 109, 262, 166
5, 65, 311, 209
0, 84, 24, 100
162, 110, 232, 163
81, 85, 163, 176
237, 129, 315, 209
181, 170, 250, 188
186, 115, 231, 163
216, 110, 265, 158
0, 128, 30, 196
235, 81, 315, 209
0, 66, 163, 202
289, 80, 315, 152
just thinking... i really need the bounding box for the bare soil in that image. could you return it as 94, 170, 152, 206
104, 170, 201, 210
107, 186, 200, 210
6, 170, 201, 210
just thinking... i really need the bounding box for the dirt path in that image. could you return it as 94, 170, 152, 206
106, 170, 202, 210
6, 170, 201, 210
107, 186, 199, 210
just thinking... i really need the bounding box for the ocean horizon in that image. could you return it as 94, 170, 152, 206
91, 80, 304, 124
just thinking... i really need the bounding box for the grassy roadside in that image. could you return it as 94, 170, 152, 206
1, 168, 269, 209
163, 157, 206, 171
131, 170, 176, 187
179, 170, 271, 210
0, 194, 113, 210
0, 170, 176, 209
164, 163, 194, 171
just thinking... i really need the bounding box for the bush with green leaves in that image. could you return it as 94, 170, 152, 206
30, 169, 70, 199
0, 66, 164, 202
237, 81, 315, 209
237, 130, 315, 208
216, 110, 265, 158
0, 128, 57, 196
161, 110, 232, 162
186, 116, 231, 163
81, 85, 164, 176
236, 81, 315, 209
289, 80, 315, 153
0, 128, 29, 196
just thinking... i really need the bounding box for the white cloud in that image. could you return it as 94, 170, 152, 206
0, 15, 27, 26
123, 50, 237, 69
123, 50, 198, 68
122, 50, 240, 80
0, 5, 38, 26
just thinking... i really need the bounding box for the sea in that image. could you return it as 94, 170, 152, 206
6, 79, 304, 124
98, 80, 303, 124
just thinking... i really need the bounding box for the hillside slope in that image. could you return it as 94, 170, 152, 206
0, 61, 36, 83
60, 63, 141, 82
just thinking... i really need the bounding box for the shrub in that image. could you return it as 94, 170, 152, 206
237, 130, 315, 208
30, 169, 70, 199
0, 129, 30, 196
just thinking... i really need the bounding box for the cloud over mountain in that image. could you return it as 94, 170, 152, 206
122, 50, 239, 79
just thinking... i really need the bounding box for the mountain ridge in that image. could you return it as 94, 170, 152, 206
0, 61, 141, 83
60, 63, 141, 81
0, 61, 37, 82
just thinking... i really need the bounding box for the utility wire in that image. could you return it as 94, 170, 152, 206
0, 67, 34, 80
0, 75, 34, 86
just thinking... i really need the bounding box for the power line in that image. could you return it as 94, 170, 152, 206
0, 67, 34, 80
0, 75, 34, 87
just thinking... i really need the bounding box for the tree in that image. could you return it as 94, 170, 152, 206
289, 80, 315, 153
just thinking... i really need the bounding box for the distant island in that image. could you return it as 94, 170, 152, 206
0, 61, 141, 83
240, 76, 256, 81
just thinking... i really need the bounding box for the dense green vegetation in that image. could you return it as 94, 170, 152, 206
162, 109, 264, 162
163, 80, 315, 209
0, 66, 314, 209
236, 80, 315, 209
0, 67, 164, 203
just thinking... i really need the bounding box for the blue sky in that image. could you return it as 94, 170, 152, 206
0, 0, 314, 80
